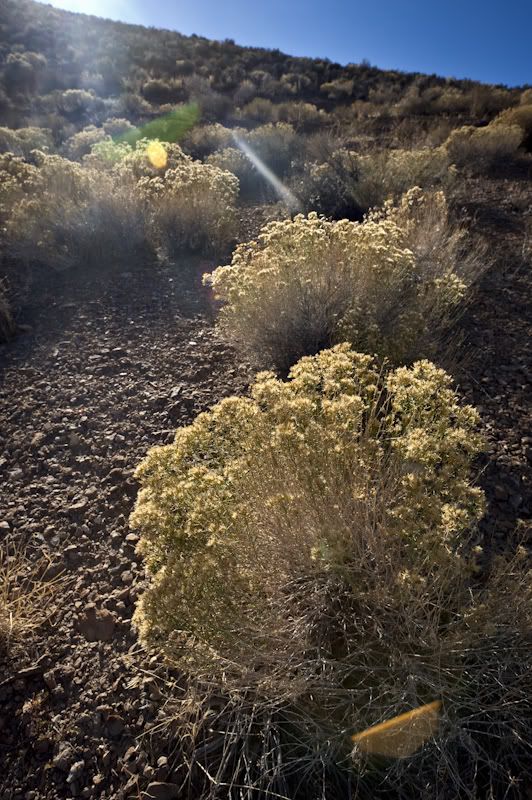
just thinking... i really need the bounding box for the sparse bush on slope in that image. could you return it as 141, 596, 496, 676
205, 189, 476, 371
131, 344, 531, 798
444, 123, 524, 169
295, 146, 454, 219
493, 103, 532, 150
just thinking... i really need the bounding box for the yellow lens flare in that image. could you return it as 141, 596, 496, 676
352, 700, 442, 759
146, 141, 168, 170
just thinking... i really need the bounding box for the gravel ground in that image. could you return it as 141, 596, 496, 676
0, 176, 531, 799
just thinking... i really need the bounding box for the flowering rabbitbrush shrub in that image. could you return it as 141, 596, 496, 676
205, 192, 474, 371
2, 151, 147, 271
131, 345, 531, 797
1, 141, 239, 269
295, 146, 454, 219
444, 123, 524, 170
137, 157, 239, 257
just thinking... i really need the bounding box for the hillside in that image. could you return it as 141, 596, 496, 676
0, 2, 531, 800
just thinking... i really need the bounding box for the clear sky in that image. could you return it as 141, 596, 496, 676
43, 0, 531, 87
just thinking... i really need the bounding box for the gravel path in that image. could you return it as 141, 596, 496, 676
0, 175, 531, 799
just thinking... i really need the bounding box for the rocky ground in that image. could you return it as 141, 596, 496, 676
0, 176, 531, 800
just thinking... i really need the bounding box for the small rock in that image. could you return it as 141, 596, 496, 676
106, 714, 125, 738
0, 521, 10, 531
77, 605, 116, 642
30, 432, 47, 448
68, 499, 89, 517
67, 760, 85, 784
53, 745, 75, 771
142, 782, 179, 800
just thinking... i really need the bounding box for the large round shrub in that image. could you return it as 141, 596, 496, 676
131, 345, 531, 797
205, 192, 473, 371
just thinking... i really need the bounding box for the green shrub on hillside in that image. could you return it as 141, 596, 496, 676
205, 190, 473, 371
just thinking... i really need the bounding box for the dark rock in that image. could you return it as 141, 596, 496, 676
77, 605, 116, 642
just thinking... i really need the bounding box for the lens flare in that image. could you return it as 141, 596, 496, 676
146, 141, 168, 170
232, 133, 301, 211
352, 700, 442, 758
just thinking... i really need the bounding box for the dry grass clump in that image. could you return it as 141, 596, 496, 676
0, 543, 65, 655
204, 189, 479, 371
444, 123, 524, 170
131, 345, 531, 798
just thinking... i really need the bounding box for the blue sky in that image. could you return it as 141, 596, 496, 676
44, 0, 531, 87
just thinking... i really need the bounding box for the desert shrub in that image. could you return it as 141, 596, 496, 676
182, 123, 235, 159
0, 126, 54, 157
276, 101, 324, 131
206, 147, 258, 198
240, 97, 278, 123
3, 152, 147, 270
58, 89, 99, 118
444, 123, 524, 169
3, 52, 46, 95
320, 78, 354, 100
295, 146, 453, 221
141, 78, 186, 105
493, 104, 532, 151
294, 149, 367, 219
63, 125, 109, 160
244, 122, 297, 176
137, 157, 239, 257
205, 192, 472, 371
132, 345, 531, 797
101, 117, 136, 138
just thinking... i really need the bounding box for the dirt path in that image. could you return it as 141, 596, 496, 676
0, 264, 250, 800
0, 175, 531, 799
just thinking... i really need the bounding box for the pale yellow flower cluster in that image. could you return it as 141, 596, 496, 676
205, 192, 469, 370
1, 140, 239, 267
131, 344, 484, 668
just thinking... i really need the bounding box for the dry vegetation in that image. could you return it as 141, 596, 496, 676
0, 1, 531, 797
131, 346, 531, 798
206, 188, 481, 371
0, 543, 65, 656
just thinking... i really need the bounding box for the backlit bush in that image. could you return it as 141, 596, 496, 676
296, 146, 453, 219
205, 193, 472, 371
131, 345, 531, 796
137, 157, 239, 257
206, 146, 258, 198
182, 123, 235, 159
0, 126, 54, 157
493, 104, 532, 150
444, 123, 524, 169
3, 151, 147, 270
